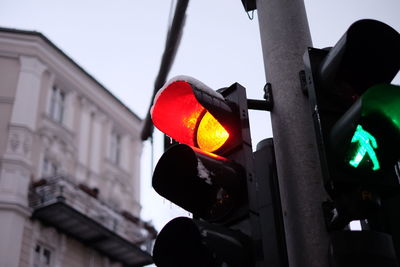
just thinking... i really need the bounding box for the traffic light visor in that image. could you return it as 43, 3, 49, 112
151, 76, 230, 153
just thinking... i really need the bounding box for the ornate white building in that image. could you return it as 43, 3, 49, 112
0, 28, 155, 267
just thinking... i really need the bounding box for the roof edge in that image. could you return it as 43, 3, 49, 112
0, 26, 142, 122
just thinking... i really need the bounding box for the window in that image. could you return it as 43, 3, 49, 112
42, 156, 58, 177
49, 86, 65, 123
33, 244, 52, 267
110, 131, 121, 165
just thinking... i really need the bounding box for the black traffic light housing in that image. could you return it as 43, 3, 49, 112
151, 77, 254, 224
150, 76, 258, 266
303, 19, 400, 197
150, 76, 288, 267
303, 18, 400, 265
153, 217, 252, 267
152, 144, 246, 223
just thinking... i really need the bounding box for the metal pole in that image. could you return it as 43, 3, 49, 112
256, 0, 330, 266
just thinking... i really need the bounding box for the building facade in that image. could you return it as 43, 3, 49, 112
0, 28, 155, 267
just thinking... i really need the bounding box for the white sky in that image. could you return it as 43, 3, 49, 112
0, 0, 399, 231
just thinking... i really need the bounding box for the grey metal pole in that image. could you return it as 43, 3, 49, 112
256, 0, 330, 266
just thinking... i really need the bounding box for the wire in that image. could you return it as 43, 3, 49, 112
167, 0, 176, 29
151, 136, 154, 171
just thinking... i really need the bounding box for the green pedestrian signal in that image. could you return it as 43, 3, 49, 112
303, 19, 400, 234
348, 125, 380, 171
332, 84, 400, 175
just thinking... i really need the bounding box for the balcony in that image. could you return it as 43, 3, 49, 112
29, 176, 155, 267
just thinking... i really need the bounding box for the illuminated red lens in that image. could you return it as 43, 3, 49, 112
151, 80, 229, 152
151, 81, 204, 147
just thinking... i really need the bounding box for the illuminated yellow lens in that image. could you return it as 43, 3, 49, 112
197, 112, 229, 152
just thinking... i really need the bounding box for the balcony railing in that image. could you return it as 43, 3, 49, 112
29, 176, 155, 267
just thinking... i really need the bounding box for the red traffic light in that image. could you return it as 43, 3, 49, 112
151, 76, 234, 153
151, 78, 252, 223
150, 78, 262, 266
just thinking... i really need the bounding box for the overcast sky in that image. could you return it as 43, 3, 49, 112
0, 0, 399, 230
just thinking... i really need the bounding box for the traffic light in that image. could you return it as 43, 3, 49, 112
149, 76, 287, 267
152, 216, 252, 267
303, 19, 400, 266
150, 75, 253, 221
303, 19, 400, 228
150, 75, 255, 266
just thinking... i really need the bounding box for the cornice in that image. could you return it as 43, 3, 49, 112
0, 28, 142, 125
0, 156, 33, 170
0, 201, 31, 218
0, 96, 14, 104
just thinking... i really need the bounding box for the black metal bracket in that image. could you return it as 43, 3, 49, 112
247, 82, 273, 111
